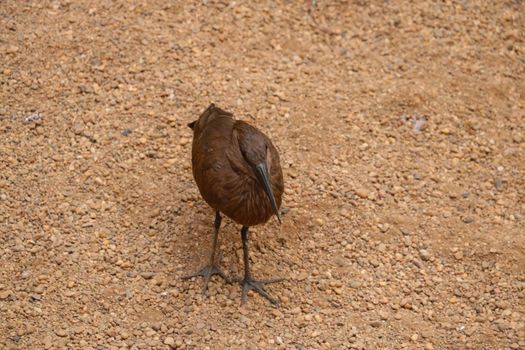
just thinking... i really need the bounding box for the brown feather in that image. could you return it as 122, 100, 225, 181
189, 105, 284, 226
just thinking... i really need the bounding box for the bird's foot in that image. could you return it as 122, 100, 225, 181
181, 264, 230, 295
235, 276, 285, 305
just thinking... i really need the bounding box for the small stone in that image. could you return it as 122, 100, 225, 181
495, 300, 508, 309
6, 45, 19, 53
370, 321, 382, 328
349, 280, 362, 289
79, 84, 89, 93
424, 343, 434, 350
0, 291, 11, 300
378, 224, 389, 233
30, 294, 42, 301
43, 336, 52, 349
120, 331, 130, 340
296, 271, 309, 281
462, 216, 474, 224
454, 251, 464, 260
419, 249, 430, 261
354, 188, 369, 199
290, 307, 301, 314
164, 336, 175, 346
400, 228, 410, 235
55, 329, 67, 337
410, 334, 419, 341
140, 272, 155, 279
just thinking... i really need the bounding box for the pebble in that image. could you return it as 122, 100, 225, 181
424, 342, 434, 350
140, 272, 155, 279
72, 123, 84, 135
0, 291, 11, 300
462, 216, 474, 224
6, 45, 19, 53
55, 329, 67, 337
296, 271, 309, 281
43, 336, 52, 349
419, 249, 430, 261
290, 307, 302, 315
354, 188, 370, 199
164, 336, 175, 346
349, 280, 362, 289
370, 321, 382, 328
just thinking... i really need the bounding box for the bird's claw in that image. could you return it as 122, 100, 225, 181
181, 264, 230, 295
235, 276, 285, 305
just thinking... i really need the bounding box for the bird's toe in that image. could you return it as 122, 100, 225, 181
238, 276, 284, 305
181, 264, 230, 295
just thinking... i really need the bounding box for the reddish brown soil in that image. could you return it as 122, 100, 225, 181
1, 1, 524, 349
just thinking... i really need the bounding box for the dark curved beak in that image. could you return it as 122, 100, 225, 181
255, 163, 282, 224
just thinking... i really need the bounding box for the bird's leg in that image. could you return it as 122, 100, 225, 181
236, 226, 284, 305
182, 210, 229, 294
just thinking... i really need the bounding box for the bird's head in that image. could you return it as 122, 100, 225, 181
237, 127, 282, 225
188, 103, 232, 132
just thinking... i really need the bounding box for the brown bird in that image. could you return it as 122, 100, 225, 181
183, 103, 284, 305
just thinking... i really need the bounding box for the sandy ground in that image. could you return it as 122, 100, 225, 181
1, 1, 524, 349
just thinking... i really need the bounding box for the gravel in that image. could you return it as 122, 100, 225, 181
1, 1, 524, 349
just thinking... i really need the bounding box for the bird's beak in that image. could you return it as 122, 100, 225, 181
255, 163, 282, 224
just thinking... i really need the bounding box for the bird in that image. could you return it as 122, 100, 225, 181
182, 103, 284, 305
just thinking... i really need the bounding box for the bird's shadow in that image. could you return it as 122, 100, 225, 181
170, 203, 295, 278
